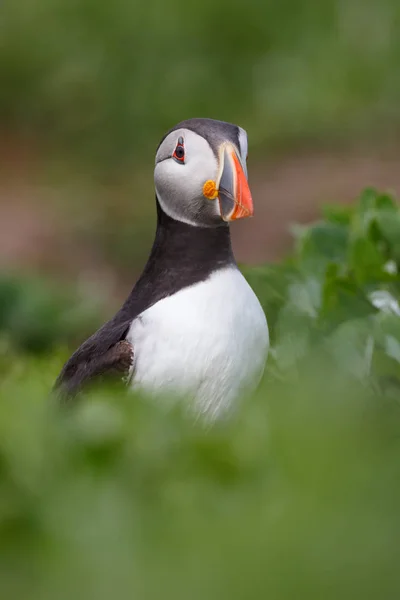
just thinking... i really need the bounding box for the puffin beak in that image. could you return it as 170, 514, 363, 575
217, 143, 253, 221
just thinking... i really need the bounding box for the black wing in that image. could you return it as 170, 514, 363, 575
54, 317, 134, 402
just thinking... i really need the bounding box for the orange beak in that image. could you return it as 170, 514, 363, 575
216, 143, 253, 221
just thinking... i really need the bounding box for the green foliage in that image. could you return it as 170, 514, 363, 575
1, 189, 400, 597
245, 188, 400, 390
0, 273, 103, 353
0, 356, 399, 599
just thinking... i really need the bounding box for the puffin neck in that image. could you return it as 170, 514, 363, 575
149, 198, 235, 272
120, 197, 235, 319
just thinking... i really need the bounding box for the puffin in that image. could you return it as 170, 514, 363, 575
54, 118, 269, 419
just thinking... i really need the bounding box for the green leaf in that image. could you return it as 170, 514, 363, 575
358, 187, 379, 214
375, 211, 400, 261
297, 221, 348, 273
326, 319, 374, 381
375, 193, 397, 212
322, 203, 353, 226
321, 271, 376, 330
348, 236, 386, 285
385, 335, 400, 363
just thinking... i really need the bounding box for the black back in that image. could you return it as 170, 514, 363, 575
55, 198, 235, 391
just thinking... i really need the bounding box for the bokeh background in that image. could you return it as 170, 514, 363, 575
2, 0, 400, 291
1, 2, 400, 599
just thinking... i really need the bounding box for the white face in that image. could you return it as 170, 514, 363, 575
154, 127, 249, 227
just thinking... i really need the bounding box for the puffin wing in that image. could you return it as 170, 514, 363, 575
54, 318, 134, 402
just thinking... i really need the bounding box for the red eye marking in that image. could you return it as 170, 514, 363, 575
173, 136, 185, 163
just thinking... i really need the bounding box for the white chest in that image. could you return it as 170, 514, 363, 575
127, 267, 269, 418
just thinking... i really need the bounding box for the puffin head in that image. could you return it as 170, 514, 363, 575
154, 118, 253, 228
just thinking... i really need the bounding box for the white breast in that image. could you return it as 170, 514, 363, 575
126, 266, 269, 419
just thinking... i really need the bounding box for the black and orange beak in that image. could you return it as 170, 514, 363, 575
216, 143, 253, 221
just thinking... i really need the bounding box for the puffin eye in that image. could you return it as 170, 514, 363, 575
172, 137, 185, 163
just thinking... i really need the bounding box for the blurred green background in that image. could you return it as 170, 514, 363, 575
1, 0, 400, 281
2, 0, 400, 159
1, 2, 400, 598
